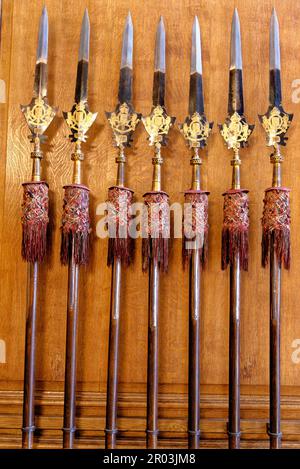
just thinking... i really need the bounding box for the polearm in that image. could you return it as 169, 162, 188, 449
142, 17, 175, 449
60, 10, 97, 449
259, 9, 292, 449
20, 7, 56, 449
219, 9, 254, 449
105, 13, 141, 449
179, 16, 212, 449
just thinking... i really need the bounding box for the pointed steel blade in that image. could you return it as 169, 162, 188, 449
189, 16, 204, 115
269, 8, 282, 107
228, 8, 244, 115
153, 16, 166, 106
118, 12, 133, 104
75, 8, 90, 102
33, 6, 48, 98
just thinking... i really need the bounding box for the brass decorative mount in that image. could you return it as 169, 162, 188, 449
106, 102, 141, 164
259, 106, 293, 164
179, 112, 213, 149
179, 111, 213, 165
63, 100, 97, 185
21, 96, 57, 181
21, 96, 57, 147
142, 104, 175, 164
219, 112, 254, 152
63, 100, 97, 145
219, 112, 254, 189
219, 111, 254, 165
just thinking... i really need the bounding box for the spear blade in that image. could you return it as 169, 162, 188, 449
153, 16, 165, 107
118, 12, 133, 104
34, 6, 48, 98
270, 8, 282, 108
228, 8, 243, 115
75, 8, 90, 103
189, 16, 204, 115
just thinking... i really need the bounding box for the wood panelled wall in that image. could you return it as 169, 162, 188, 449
1, 0, 300, 449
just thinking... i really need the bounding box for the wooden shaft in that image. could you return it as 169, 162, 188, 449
269, 240, 281, 449
227, 153, 241, 449
188, 248, 201, 449
105, 258, 122, 449
269, 159, 282, 449
105, 157, 126, 449
147, 260, 160, 449
22, 262, 39, 449
63, 246, 79, 449
22, 140, 42, 449
228, 254, 241, 449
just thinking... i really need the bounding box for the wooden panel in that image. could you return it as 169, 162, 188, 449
1, 387, 300, 448
0, 0, 300, 448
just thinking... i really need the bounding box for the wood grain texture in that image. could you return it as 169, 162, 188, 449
1, 0, 300, 448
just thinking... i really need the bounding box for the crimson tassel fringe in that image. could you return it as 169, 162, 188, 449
107, 185, 134, 266
183, 190, 209, 266
60, 184, 90, 266
142, 191, 170, 273
21, 181, 49, 263
262, 187, 291, 269
221, 189, 249, 271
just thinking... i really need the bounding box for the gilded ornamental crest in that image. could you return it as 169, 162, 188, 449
21, 96, 56, 136
260, 106, 293, 147
63, 101, 97, 142
179, 112, 213, 149
142, 105, 175, 147
219, 112, 254, 151
106, 102, 141, 148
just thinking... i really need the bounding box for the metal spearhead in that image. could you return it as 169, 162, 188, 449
34, 5, 48, 99
179, 16, 213, 154
21, 6, 56, 141
143, 16, 175, 152
219, 9, 253, 164
106, 12, 141, 156
153, 16, 166, 107
229, 8, 243, 115
63, 9, 97, 144
118, 12, 133, 104
190, 16, 204, 115
259, 8, 293, 150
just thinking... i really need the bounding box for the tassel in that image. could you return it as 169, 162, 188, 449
107, 186, 134, 266
221, 189, 249, 271
60, 184, 90, 265
142, 191, 170, 273
183, 190, 209, 266
262, 187, 291, 269
21, 181, 49, 263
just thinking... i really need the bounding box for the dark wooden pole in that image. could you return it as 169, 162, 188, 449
105, 158, 125, 449
147, 260, 160, 449
105, 258, 122, 449
269, 239, 281, 449
228, 255, 241, 449
188, 248, 201, 449
188, 159, 202, 449
268, 159, 282, 449
22, 262, 38, 449
63, 246, 79, 449
227, 158, 241, 449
